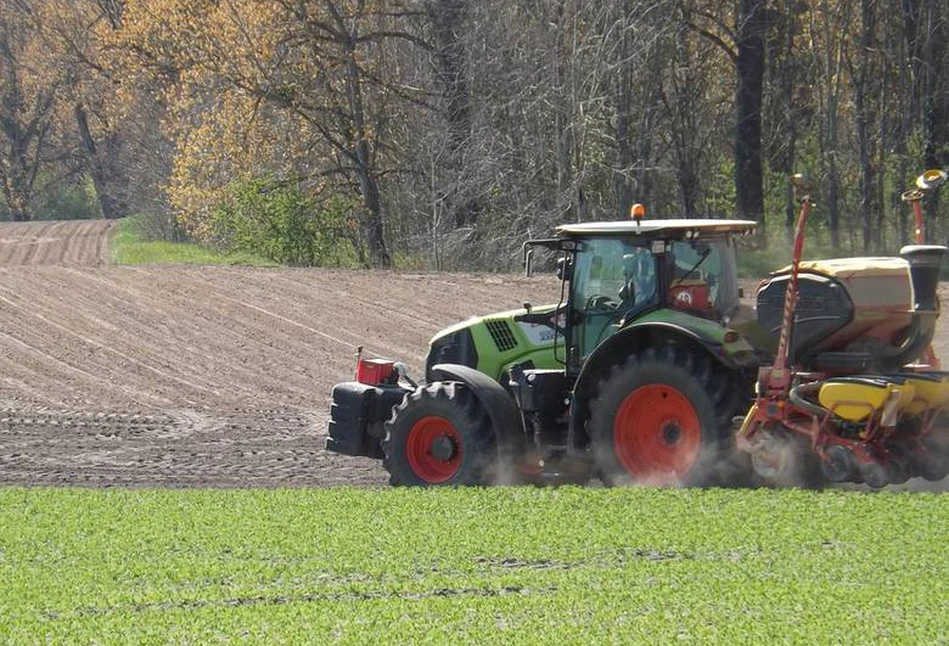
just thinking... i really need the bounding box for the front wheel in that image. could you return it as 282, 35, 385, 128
383, 382, 496, 486
589, 347, 744, 486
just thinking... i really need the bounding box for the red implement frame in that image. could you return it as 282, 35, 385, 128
762, 174, 814, 398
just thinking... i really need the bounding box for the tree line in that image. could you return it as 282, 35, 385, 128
1, 0, 947, 267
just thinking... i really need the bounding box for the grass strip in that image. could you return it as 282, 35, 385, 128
110, 217, 277, 267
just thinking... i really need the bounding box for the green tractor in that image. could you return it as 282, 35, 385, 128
327, 182, 949, 487
327, 213, 762, 485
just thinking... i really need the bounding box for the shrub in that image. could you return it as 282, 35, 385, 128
22, 177, 99, 221
209, 177, 360, 267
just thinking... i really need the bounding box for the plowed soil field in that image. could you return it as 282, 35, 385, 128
0, 220, 559, 487
1, 220, 946, 489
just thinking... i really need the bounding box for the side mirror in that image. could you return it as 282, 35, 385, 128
556, 255, 573, 281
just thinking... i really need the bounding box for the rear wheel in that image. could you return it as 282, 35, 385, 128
589, 346, 745, 486
919, 424, 949, 482
383, 382, 496, 486
749, 428, 823, 489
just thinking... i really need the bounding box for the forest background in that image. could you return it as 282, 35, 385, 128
1, 0, 947, 269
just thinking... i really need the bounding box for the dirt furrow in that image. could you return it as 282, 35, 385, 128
6, 221, 53, 264
4, 271, 262, 404
0, 220, 559, 487
0, 285, 218, 405
0, 219, 114, 266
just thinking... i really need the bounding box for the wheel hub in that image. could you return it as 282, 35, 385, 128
429, 434, 457, 461
661, 423, 682, 446
406, 415, 463, 484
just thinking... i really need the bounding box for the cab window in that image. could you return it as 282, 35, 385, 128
571, 237, 658, 358
668, 238, 740, 316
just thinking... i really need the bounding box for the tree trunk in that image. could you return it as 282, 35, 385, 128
776, 0, 798, 237
825, 125, 841, 251
611, 0, 634, 220
338, 12, 391, 267
352, 111, 390, 268
358, 161, 390, 268
4, 190, 31, 221
667, 16, 702, 218
634, 42, 663, 215
818, 0, 846, 252
0, 25, 48, 223
854, 0, 876, 252
0, 139, 39, 222
431, 0, 478, 229
921, 2, 947, 239
613, 82, 633, 220
76, 103, 122, 220
735, 0, 767, 240
855, 82, 873, 252
892, 5, 912, 246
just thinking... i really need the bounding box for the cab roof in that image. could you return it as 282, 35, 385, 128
556, 219, 757, 237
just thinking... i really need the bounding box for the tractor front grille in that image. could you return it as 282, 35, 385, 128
485, 319, 518, 352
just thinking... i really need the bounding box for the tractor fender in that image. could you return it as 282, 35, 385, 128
429, 363, 526, 455
568, 322, 734, 448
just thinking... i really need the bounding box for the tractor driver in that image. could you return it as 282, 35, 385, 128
617, 244, 657, 318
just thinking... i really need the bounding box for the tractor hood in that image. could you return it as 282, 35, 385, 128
430, 304, 560, 345
426, 304, 563, 382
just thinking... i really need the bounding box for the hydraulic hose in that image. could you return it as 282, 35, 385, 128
877, 313, 937, 371
788, 381, 828, 419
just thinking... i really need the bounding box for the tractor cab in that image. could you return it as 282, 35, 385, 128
527, 218, 756, 373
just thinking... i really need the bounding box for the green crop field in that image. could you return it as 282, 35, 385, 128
0, 486, 946, 645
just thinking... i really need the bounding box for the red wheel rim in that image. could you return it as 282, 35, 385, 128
613, 384, 701, 481
406, 415, 462, 483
